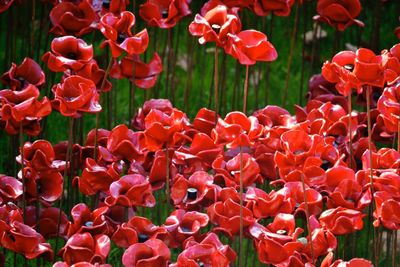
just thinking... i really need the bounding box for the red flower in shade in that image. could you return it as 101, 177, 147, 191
105, 174, 156, 207
192, 108, 217, 136
322, 50, 362, 96
207, 198, 255, 238
0, 0, 14, 13
99, 11, 149, 58
377, 84, 400, 133
19, 140, 63, 172
321, 252, 373, 267
373, 191, 400, 230
252, 0, 295, 17
171, 171, 219, 208
148, 149, 178, 189
23, 167, 63, 204
245, 187, 294, 219
139, 0, 191, 29
36, 207, 69, 240
76, 158, 119, 195
132, 98, 173, 130
144, 108, 190, 151
0, 221, 53, 260
122, 238, 170, 267
59, 233, 110, 265
110, 53, 163, 89
212, 111, 263, 148
189, 5, 241, 47
1, 58, 45, 91
353, 48, 386, 88
74, 62, 112, 92
0, 175, 22, 204
171, 232, 237, 267
67, 203, 112, 237
42, 36, 94, 72
0, 84, 52, 135
313, 0, 364, 31
163, 209, 209, 245
225, 30, 278, 65
52, 75, 101, 117
319, 207, 365, 235
49, 0, 96, 36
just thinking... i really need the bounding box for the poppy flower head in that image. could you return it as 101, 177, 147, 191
377, 84, 400, 133
353, 48, 386, 88
252, 0, 296, 17
1, 58, 45, 91
122, 238, 170, 267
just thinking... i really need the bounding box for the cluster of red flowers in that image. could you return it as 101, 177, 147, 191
0, 0, 399, 266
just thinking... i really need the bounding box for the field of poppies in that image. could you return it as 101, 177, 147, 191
0, 0, 399, 266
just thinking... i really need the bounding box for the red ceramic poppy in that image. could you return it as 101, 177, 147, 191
322, 50, 362, 96
54, 261, 112, 267
192, 108, 218, 136
50, 0, 96, 36
74, 62, 112, 92
52, 75, 101, 117
0, 221, 53, 260
252, 0, 295, 17
373, 191, 400, 230
0, 175, 22, 204
319, 207, 365, 235
99, 11, 149, 58
171, 232, 237, 267
377, 84, 400, 133
314, 0, 364, 31
171, 171, 219, 208
353, 48, 386, 88
42, 36, 94, 72
59, 233, 110, 265
110, 53, 163, 89
225, 30, 278, 65
99, 0, 129, 15
245, 187, 294, 218
37, 207, 69, 240
122, 238, 170, 267
0, 0, 14, 13
132, 98, 173, 130
212, 111, 263, 148
148, 149, 178, 189
139, 0, 191, 29
189, 5, 241, 47
144, 108, 190, 151
1, 58, 45, 91
67, 203, 112, 237
163, 209, 209, 245
105, 174, 156, 207
207, 198, 255, 238
321, 252, 373, 267
281, 181, 323, 216
76, 158, 120, 195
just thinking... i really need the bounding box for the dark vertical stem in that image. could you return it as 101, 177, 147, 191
30, 0, 36, 58
184, 33, 193, 112
299, 2, 308, 106
165, 29, 172, 99
54, 117, 74, 261
332, 30, 341, 57
310, 22, 319, 74
243, 65, 250, 114
300, 173, 315, 263
170, 24, 180, 104
264, 14, 274, 105
282, 1, 299, 107
214, 46, 219, 125
19, 123, 26, 223
239, 146, 244, 267
393, 230, 397, 267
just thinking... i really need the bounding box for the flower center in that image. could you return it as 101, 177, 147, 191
187, 188, 198, 200
85, 221, 94, 227
293, 150, 304, 155
67, 52, 77, 60
276, 229, 287, 235
211, 24, 221, 34
320, 160, 331, 171
117, 34, 127, 44
138, 233, 148, 243
102, 0, 110, 8
344, 64, 354, 71
161, 10, 168, 19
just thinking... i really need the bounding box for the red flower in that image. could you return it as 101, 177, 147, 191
314, 0, 364, 31
144, 108, 190, 151
171, 171, 219, 208
1, 58, 45, 91
0, 221, 53, 260
207, 198, 254, 238
99, 11, 149, 58
110, 53, 163, 89
281, 182, 323, 216
42, 36, 94, 72
319, 207, 365, 235
67, 203, 112, 237
139, 0, 191, 29
105, 174, 156, 207
132, 98, 173, 130
171, 232, 236, 267
122, 238, 170, 267
0, 0, 14, 13
36, 207, 69, 240
252, 0, 295, 17
163, 209, 209, 245
212, 111, 263, 148
52, 75, 101, 117
377, 83, 400, 133
353, 48, 386, 88
225, 30, 277, 65
49, 0, 96, 36
20, 140, 63, 172
189, 5, 241, 47
59, 233, 110, 265
0, 175, 22, 204
373, 191, 400, 230
192, 108, 217, 136
74, 62, 112, 92
321, 252, 373, 267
